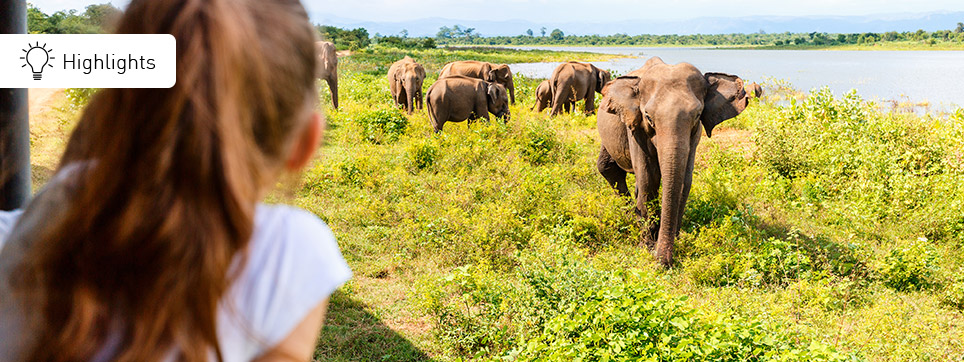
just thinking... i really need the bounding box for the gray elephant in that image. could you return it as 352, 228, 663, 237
439, 60, 516, 104
388, 56, 426, 114
426, 75, 510, 132
316, 41, 338, 109
549, 61, 611, 116
596, 57, 747, 267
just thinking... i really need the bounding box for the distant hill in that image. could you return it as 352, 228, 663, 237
313, 12, 964, 37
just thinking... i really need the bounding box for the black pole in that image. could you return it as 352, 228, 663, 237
0, 0, 31, 210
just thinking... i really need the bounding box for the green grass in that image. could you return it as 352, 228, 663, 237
302, 47, 964, 361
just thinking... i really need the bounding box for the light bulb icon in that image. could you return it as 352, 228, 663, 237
20, 42, 55, 80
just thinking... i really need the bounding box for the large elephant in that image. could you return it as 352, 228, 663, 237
596, 57, 747, 267
316, 41, 339, 109
426, 75, 510, 132
388, 56, 426, 114
439, 60, 516, 104
549, 62, 611, 116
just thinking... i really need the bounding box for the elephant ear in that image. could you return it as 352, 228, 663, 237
485, 82, 498, 101
701, 72, 748, 138
481, 63, 495, 82
416, 65, 426, 80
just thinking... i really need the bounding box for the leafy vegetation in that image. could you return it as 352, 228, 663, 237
319, 23, 964, 50
433, 25, 964, 49
27, 2, 121, 34
317, 25, 372, 50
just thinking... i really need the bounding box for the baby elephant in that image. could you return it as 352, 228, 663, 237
426, 75, 510, 132
532, 79, 552, 112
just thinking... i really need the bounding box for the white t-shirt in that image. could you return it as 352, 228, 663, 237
0, 185, 351, 361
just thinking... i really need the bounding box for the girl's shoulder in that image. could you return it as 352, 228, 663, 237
217, 204, 351, 361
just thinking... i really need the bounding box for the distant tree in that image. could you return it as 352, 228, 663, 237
956, 22, 964, 33
549, 28, 564, 40
436, 26, 452, 39
317, 25, 370, 50
540, 27, 547, 37
26, 3, 116, 34
526, 29, 533, 37
400, 29, 408, 38
82, 3, 121, 31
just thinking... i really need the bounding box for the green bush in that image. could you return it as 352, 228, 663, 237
352, 107, 408, 144
878, 239, 940, 291
516, 274, 854, 362
406, 139, 440, 171
519, 124, 560, 165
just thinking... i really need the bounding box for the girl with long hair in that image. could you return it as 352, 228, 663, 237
0, 0, 351, 360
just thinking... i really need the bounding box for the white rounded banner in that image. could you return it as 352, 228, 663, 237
0, 34, 176, 88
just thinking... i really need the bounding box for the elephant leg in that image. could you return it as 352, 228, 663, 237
549, 84, 569, 116
597, 146, 629, 197
427, 100, 444, 132
583, 88, 596, 115
674, 126, 702, 236
417, 90, 424, 110
327, 74, 339, 109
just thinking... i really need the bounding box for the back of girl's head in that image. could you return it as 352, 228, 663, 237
17, 0, 319, 360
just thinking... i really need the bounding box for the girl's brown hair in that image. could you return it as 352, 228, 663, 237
15, 0, 318, 360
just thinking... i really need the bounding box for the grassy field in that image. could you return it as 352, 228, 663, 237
32, 46, 964, 361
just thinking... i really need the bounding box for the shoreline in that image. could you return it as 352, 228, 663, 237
442, 42, 964, 51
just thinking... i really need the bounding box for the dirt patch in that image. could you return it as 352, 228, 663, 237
696, 127, 755, 166
29, 88, 64, 120
336, 50, 354, 57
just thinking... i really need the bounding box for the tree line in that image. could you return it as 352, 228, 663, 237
315, 22, 964, 50
434, 23, 964, 46
26, 2, 122, 34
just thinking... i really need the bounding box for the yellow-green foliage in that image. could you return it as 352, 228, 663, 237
303, 47, 964, 360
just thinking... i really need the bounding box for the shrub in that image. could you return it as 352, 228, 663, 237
878, 238, 940, 291
516, 274, 854, 361
406, 139, 440, 171
352, 107, 408, 144
519, 125, 559, 165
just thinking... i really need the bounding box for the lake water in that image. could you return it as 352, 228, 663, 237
506, 46, 964, 110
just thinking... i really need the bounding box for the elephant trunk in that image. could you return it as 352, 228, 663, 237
404, 82, 417, 114
328, 75, 338, 109
507, 80, 515, 104
654, 141, 689, 267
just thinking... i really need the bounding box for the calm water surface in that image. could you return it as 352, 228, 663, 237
507, 46, 964, 109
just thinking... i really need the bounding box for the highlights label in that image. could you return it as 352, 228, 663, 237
0, 34, 175, 88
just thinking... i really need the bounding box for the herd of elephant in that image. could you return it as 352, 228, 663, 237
315, 41, 764, 267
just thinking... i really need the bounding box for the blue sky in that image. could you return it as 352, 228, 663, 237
29, 0, 964, 22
